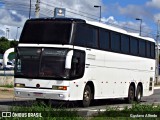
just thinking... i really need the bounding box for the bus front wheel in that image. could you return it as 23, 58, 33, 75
81, 85, 92, 107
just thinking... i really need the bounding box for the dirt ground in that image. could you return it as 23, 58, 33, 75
0, 89, 14, 99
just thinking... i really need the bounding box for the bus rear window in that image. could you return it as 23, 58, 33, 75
19, 21, 72, 44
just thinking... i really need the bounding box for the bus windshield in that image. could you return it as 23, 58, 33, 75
19, 21, 72, 44
15, 48, 70, 79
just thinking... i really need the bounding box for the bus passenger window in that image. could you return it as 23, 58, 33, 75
121, 35, 129, 54
74, 24, 98, 48
99, 29, 109, 50
130, 37, 138, 56
111, 32, 120, 52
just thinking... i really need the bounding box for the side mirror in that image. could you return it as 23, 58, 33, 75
65, 50, 73, 69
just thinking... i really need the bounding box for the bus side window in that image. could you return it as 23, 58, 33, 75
99, 29, 110, 50
151, 43, 155, 59
130, 37, 138, 56
139, 39, 146, 57
70, 50, 85, 79
146, 42, 151, 58
121, 35, 129, 54
74, 24, 98, 48
111, 32, 121, 52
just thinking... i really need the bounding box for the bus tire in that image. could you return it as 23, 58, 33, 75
127, 85, 135, 104
135, 85, 142, 103
81, 85, 92, 107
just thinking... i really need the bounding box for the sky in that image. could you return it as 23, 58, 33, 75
0, 0, 160, 41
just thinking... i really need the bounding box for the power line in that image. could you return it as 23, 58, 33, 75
0, 1, 158, 38
41, 1, 98, 18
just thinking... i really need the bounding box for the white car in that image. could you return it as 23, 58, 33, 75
4, 61, 14, 70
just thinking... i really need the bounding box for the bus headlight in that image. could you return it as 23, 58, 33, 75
15, 83, 25, 88
52, 86, 67, 90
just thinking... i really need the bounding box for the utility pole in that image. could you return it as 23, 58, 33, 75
156, 20, 160, 84
6, 28, 9, 39
94, 5, 102, 22
35, 0, 40, 18
16, 27, 20, 40
136, 18, 142, 36
29, 0, 31, 19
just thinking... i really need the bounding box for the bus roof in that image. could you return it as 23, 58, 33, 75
86, 21, 155, 43
25, 17, 155, 43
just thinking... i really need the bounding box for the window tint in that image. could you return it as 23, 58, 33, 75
139, 40, 146, 57
20, 21, 72, 44
99, 29, 110, 50
111, 32, 120, 52
121, 35, 129, 54
74, 24, 98, 48
151, 43, 155, 59
146, 42, 151, 58
130, 38, 138, 55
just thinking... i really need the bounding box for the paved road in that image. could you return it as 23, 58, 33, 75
0, 70, 14, 76
0, 89, 159, 114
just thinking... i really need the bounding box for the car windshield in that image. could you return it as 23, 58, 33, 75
19, 20, 72, 44
15, 48, 70, 79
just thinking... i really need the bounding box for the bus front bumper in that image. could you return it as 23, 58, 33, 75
14, 88, 70, 101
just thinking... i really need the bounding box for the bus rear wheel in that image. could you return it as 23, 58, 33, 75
135, 85, 142, 103
81, 85, 92, 107
127, 85, 135, 104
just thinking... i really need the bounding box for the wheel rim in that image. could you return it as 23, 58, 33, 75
138, 92, 141, 99
130, 87, 134, 100
84, 90, 90, 102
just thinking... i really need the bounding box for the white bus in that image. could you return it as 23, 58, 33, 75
14, 18, 155, 107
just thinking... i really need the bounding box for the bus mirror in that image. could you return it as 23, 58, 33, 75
65, 50, 73, 69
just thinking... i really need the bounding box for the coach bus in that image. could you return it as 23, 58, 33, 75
14, 18, 155, 107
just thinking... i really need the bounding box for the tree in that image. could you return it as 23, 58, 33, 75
10, 40, 18, 48
0, 36, 8, 42
0, 37, 10, 54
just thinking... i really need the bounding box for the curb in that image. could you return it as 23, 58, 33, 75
0, 87, 13, 92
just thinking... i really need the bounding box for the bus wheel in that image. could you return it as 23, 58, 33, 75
127, 85, 135, 104
135, 85, 142, 103
81, 85, 92, 107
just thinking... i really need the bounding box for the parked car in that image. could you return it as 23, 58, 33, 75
0, 62, 3, 69
4, 61, 14, 70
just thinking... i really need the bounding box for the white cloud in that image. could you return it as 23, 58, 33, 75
0, 8, 27, 39
154, 13, 160, 22
0, 0, 104, 39
101, 16, 153, 37
146, 0, 160, 9
118, 4, 153, 19
40, 0, 103, 21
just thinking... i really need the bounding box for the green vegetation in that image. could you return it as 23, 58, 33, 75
91, 104, 160, 120
3, 101, 83, 120
1, 102, 160, 120
0, 84, 14, 88
0, 37, 18, 54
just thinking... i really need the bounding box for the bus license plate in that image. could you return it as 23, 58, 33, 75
33, 92, 43, 97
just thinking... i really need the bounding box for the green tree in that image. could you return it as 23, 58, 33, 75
0, 36, 8, 42
0, 37, 10, 54
10, 40, 18, 48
